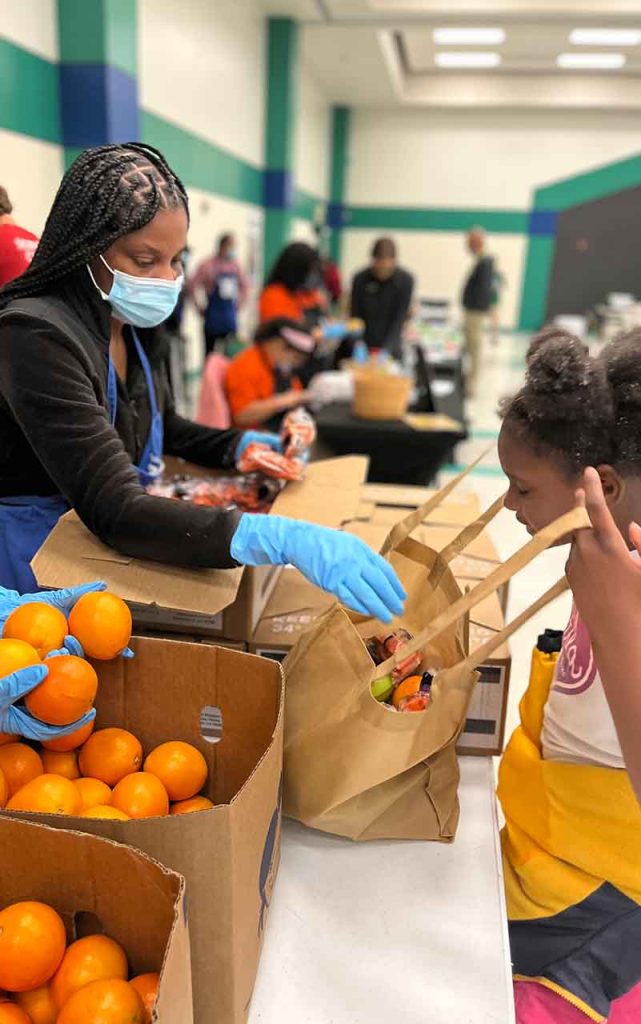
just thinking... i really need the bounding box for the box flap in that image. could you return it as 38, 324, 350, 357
271, 456, 368, 527
32, 511, 243, 617
252, 568, 334, 647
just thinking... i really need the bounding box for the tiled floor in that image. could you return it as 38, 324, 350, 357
438, 332, 571, 743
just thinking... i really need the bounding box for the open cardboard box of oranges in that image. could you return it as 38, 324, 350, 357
0, 815, 192, 1024
0, 594, 284, 1024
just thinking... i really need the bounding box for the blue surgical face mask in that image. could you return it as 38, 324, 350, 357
224, 250, 237, 262
88, 255, 184, 328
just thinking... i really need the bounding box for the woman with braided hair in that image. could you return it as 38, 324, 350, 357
0, 145, 405, 623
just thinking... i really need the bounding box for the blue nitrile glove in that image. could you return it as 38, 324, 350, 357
0, 582, 134, 660
231, 515, 406, 623
236, 432, 283, 464
322, 321, 347, 342
0, 663, 96, 742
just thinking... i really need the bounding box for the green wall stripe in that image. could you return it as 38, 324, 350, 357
0, 39, 61, 143
330, 107, 350, 203
141, 111, 263, 206
535, 152, 641, 212
294, 189, 325, 223
265, 19, 298, 173
58, 0, 137, 77
346, 206, 528, 234
518, 235, 555, 330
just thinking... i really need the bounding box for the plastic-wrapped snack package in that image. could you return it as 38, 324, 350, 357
236, 443, 305, 482
147, 473, 282, 512
281, 408, 317, 460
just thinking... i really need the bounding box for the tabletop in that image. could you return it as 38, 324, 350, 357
250, 757, 515, 1024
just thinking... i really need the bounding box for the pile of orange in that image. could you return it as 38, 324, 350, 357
0, 593, 213, 819
0, 898, 159, 1023
0, 730, 212, 820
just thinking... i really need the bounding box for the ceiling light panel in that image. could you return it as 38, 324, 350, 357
557, 52, 626, 69
435, 51, 501, 68
569, 29, 641, 47
433, 28, 505, 46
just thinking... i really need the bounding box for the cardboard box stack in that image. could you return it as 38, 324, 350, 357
0, 816, 193, 1023
1, 640, 283, 1024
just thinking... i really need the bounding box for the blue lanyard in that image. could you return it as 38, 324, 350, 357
107, 328, 164, 486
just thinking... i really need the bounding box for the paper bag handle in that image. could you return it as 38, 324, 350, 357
372, 503, 590, 680
462, 577, 568, 673
379, 448, 493, 558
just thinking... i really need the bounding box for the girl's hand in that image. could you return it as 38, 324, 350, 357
566, 466, 641, 641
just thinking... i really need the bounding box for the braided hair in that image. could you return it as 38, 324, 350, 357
0, 143, 188, 307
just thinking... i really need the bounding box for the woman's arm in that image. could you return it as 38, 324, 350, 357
232, 389, 307, 427
566, 468, 641, 801
0, 316, 241, 568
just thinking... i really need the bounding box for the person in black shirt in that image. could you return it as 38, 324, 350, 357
350, 238, 414, 359
0, 144, 404, 626
461, 227, 494, 397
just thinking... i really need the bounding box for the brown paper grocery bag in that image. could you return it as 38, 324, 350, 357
283, 475, 589, 841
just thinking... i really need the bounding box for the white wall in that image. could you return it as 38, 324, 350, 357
0, 1, 62, 238
0, 0, 58, 60
295, 58, 331, 200
0, 131, 63, 236
344, 108, 641, 327
138, 0, 265, 169
138, 0, 267, 375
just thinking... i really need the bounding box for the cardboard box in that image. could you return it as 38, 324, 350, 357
358, 483, 481, 527
457, 588, 511, 756
2, 639, 283, 1024
32, 456, 367, 643
0, 815, 193, 1024
251, 570, 510, 756
249, 568, 334, 661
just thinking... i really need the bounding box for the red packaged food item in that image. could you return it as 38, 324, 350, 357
375, 630, 421, 684
236, 442, 304, 482
148, 473, 282, 512
281, 408, 317, 459
398, 692, 431, 713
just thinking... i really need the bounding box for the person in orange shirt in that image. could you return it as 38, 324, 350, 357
225, 318, 314, 431
259, 243, 327, 327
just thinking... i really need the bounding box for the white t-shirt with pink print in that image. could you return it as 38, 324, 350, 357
541, 603, 625, 769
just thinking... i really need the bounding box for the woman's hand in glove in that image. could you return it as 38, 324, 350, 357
0, 663, 96, 742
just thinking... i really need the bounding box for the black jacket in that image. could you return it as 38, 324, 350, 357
350, 267, 414, 356
462, 255, 494, 312
0, 271, 242, 567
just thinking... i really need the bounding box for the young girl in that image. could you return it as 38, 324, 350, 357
497, 332, 641, 1023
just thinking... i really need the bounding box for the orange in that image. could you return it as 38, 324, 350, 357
391, 675, 422, 709
0, 744, 43, 797
144, 741, 208, 801
111, 773, 169, 819
3, 603, 68, 659
75, 777, 112, 811
40, 719, 94, 753
24, 655, 97, 727
0, 734, 16, 747
15, 985, 57, 1024
0, 639, 40, 677
7, 774, 82, 816
57, 979, 143, 1024
51, 935, 128, 1011
68, 593, 132, 661
0, 1005, 31, 1024
41, 750, 80, 780
0, 901, 66, 992
129, 974, 158, 1024
79, 729, 143, 787
80, 805, 129, 821
170, 796, 215, 815
0, 767, 7, 809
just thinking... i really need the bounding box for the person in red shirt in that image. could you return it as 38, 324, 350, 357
225, 317, 314, 430
259, 242, 327, 327
0, 187, 38, 287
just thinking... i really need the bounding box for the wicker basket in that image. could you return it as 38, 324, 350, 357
352, 370, 412, 421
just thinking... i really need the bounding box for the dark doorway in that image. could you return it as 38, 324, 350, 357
546, 184, 641, 321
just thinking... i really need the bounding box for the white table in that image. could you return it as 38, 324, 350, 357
250, 758, 515, 1024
